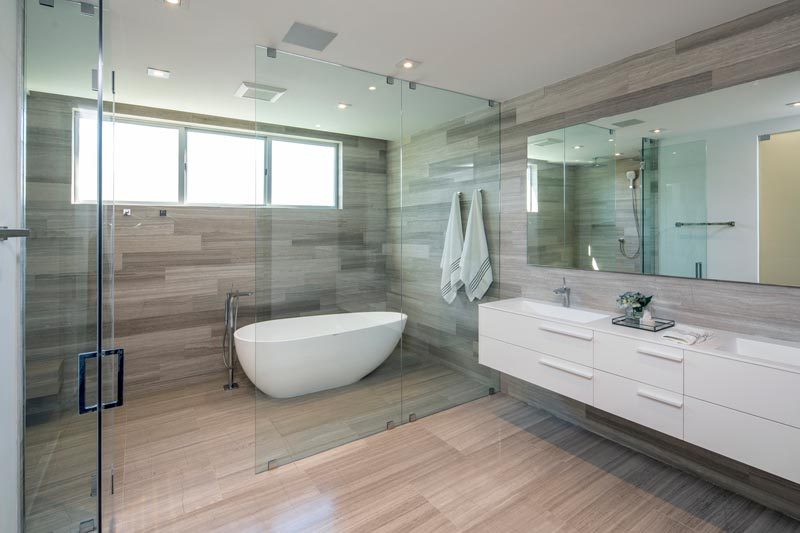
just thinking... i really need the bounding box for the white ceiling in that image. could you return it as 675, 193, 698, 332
25, 0, 785, 139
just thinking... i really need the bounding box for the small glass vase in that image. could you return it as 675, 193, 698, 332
626, 306, 644, 320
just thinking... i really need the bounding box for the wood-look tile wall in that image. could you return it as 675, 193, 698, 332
385, 107, 501, 388
499, 0, 800, 516
25, 92, 389, 406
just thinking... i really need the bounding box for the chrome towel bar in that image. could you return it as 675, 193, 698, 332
674, 221, 735, 228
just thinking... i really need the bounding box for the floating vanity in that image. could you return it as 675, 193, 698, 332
479, 298, 800, 485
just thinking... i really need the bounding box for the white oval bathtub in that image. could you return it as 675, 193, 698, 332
234, 312, 407, 398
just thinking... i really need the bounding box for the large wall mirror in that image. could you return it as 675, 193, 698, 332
526, 70, 800, 287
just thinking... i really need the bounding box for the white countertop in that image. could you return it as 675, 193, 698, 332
480, 298, 800, 374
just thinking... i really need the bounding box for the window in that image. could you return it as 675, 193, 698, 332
74, 114, 180, 203
73, 111, 341, 208
270, 139, 338, 207
185, 131, 265, 205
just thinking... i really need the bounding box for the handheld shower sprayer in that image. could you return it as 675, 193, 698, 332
626, 170, 638, 189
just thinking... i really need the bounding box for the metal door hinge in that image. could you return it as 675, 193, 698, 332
79, 519, 96, 533
386, 420, 396, 430
90, 473, 97, 497
408, 413, 417, 423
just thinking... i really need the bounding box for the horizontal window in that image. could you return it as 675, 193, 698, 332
72, 111, 341, 208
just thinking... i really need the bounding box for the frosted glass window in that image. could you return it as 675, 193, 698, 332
270, 139, 338, 207
186, 131, 265, 205
75, 115, 180, 203
527, 162, 539, 213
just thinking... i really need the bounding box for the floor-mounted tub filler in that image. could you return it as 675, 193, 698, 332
235, 312, 407, 398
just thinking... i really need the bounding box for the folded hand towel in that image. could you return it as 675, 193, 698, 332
440, 192, 464, 304
661, 327, 713, 346
461, 189, 493, 301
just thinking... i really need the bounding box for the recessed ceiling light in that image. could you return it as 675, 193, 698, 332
368, 86, 377, 91
608, 138, 614, 142
163, 0, 181, 5
614, 152, 623, 157
787, 101, 800, 108
337, 102, 350, 110
315, 124, 321, 128
234, 82, 286, 102
398, 58, 420, 70
147, 67, 171, 79
573, 145, 583, 150
650, 128, 664, 134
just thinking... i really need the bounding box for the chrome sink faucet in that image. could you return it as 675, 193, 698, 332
553, 277, 571, 308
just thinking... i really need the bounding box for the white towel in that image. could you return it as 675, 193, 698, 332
440, 192, 464, 304
461, 189, 493, 301
661, 327, 713, 346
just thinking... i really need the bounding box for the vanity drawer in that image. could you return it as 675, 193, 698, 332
685, 396, 800, 484
479, 307, 594, 366
594, 332, 683, 393
594, 370, 684, 439
685, 350, 800, 429
479, 336, 593, 405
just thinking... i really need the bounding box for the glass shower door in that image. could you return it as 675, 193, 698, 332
23, 0, 109, 531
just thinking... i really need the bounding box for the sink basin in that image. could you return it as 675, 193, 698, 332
490, 299, 609, 324
716, 337, 800, 367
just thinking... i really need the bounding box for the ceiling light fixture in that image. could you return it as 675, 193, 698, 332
608, 138, 614, 142
337, 102, 351, 110
573, 145, 583, 150
315, 124, 321, 128
650, 128, 664, 134
234, 82, 286, 103
614, 152, 623, 157
368, 86, 377, 91
398, 58, 420, 70
147, 67, 171, 79
163, 0, 181, 5
787, 101, 800, 108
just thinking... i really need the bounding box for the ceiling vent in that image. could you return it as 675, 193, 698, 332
282, 22, 338, 51
235, 82, 286, 103
532, 137, 564, 147
611, 118, 645, 128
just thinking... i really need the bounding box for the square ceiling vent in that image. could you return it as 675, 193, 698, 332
235, 82, 286, 103
282, 22, 338, 51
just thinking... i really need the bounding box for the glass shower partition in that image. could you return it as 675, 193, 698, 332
253, 49, 403, 471
397, 82, 500, 422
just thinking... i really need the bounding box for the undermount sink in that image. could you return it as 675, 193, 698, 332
506, 299, 609, 324
715, 337, 800, 367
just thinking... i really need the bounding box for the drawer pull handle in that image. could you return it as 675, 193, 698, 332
538, 324, 593, 341
637, 388, 683, 408
539, 357, 593, 379
636, 347, 683, 363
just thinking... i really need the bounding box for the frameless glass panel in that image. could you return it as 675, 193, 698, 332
24, 0, 101, 531
253, 48, 402, 472
269, 139, 338, 207
76, 116, 180, 204
399, 81, 500, 422
186, 130, 265, 205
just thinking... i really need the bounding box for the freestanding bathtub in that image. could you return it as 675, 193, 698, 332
234, 311, 407, 398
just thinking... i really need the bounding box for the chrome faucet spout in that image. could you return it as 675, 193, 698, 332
553, 277, 571, 308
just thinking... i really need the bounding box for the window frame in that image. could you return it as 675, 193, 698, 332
72, 109, 343, 209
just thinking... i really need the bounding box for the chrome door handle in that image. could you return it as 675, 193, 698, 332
0, 227, 30, 240
78, 348, 125, 414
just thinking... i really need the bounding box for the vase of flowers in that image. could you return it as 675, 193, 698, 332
616, 291, 653, 321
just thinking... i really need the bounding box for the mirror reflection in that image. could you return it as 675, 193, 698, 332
527, 71, 800, 287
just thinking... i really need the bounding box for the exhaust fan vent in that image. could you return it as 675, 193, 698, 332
282, 22, 338, 52
611, 118, 645, 128
235, 82, 286, 103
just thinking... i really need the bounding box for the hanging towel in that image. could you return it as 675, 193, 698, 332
461, 189, 493, 301
440, 192, 464, 304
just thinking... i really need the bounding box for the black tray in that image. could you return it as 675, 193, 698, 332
612, 315, 675, 332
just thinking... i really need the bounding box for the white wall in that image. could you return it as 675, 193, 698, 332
662, 114, 800, 283
0, 0, 21, 531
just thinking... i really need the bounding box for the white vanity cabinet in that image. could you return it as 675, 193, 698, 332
478, 299, 800, 485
